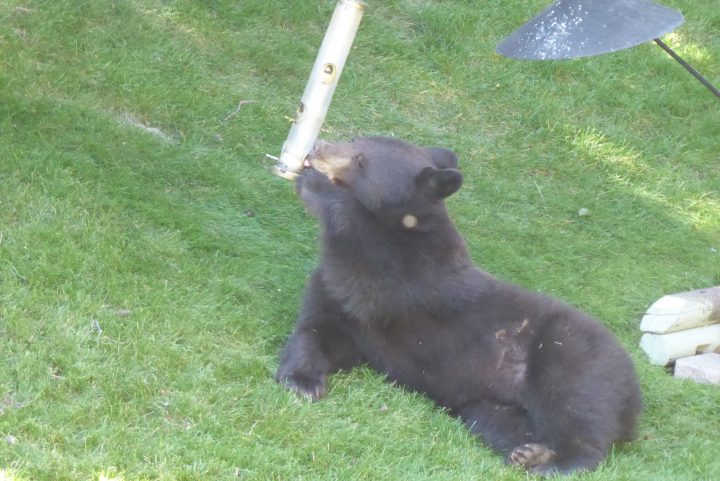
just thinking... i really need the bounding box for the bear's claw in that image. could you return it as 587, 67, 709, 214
278, 373, 327, 401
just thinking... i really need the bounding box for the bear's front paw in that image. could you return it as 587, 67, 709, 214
276, 370, 327, 401
509, 443, 557, 470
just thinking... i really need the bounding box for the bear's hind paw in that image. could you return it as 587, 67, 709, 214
509, 443, 557, 469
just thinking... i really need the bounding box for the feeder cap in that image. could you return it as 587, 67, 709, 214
496, 0, 684, 60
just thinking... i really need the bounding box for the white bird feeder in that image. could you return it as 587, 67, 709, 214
274, 0, 368, 179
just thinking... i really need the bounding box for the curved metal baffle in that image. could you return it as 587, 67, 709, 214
496, 0, 684, 60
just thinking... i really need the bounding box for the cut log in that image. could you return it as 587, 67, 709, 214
640, 286, 720, 334
674, 353, 720, 384
639, 324, 720, 366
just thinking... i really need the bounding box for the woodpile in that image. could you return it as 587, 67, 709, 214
639, 286, 720, 384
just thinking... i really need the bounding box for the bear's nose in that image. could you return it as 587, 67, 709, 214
305, 140, 323, 169
307, 139, 329, 167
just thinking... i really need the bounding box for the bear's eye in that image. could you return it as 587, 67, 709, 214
353, 154, 365, 171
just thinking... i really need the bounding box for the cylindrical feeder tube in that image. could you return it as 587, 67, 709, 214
274, 0, 367, 180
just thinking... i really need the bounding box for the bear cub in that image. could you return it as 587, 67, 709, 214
276, 136, 642, 475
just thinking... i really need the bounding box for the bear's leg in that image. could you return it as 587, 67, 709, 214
276, 327, 333, 400
276, 271, 363, 400
511, 393, 613, 474
515, 322, 638, 474
454, 400, 531, 455
456, 399, 606, 476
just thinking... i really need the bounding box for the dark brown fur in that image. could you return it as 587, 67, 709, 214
276, 137, 642, 475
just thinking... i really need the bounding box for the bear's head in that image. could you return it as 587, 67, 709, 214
297, 136, 463, 234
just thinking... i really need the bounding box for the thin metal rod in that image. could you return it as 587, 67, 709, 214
653, 38, 720, 100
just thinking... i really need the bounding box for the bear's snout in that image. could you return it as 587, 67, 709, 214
306, 140, 353, 184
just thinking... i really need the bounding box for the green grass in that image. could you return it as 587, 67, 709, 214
1, 0, 719, 479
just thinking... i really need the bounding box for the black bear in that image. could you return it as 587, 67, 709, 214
276, 136, 642, 475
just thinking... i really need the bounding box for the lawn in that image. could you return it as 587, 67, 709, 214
1, 0, 719, 480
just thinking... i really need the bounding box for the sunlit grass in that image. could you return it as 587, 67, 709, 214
0, 470, 25, 481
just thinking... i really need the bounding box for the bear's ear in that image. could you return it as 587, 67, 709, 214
416, 167, 463, 199
424, 147, 458, 169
